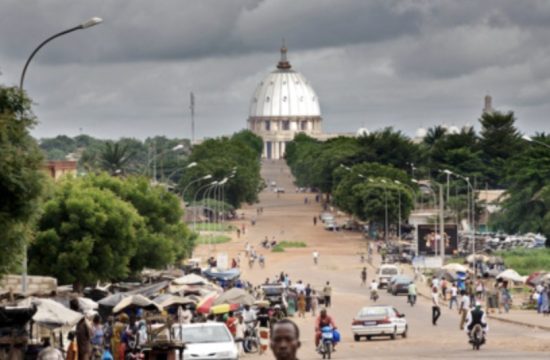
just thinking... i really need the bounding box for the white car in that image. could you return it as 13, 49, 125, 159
376, 264, 400, 288
351, 305, 408, 341
172, 323, 238, 360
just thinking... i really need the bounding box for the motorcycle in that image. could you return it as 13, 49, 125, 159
317, 326, 334, 359
407, 294, 416, 307
243, 323, 260, 353
469, 324, 485, 350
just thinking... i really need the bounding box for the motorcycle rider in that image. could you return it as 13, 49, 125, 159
465, 302, 488, 343
314, 309, 337, 349
407, 281, 417, 305
369, 280, 379, 301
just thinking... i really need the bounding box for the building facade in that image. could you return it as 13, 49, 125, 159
247, 45, 323, 159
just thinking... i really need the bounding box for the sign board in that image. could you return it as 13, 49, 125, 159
412, 256, 443, 269
216, 253, 228, 270
417, 224, 458, 256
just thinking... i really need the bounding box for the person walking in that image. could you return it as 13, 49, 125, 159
323, 281, 332, 307
449, 283, 458, 309
361, 267, 367, 286
459, 289, 471, 330
432, 286, 441, 326
313, 216, 317, 226
297, 292, 306, 318
311, 290, 319, 317
312, 250, 319, 265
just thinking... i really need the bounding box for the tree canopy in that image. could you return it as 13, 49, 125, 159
0, 86, 45, 274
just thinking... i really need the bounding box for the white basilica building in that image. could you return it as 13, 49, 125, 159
247, 44, 326, 159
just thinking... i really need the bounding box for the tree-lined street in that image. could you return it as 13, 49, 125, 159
195, 160, 550, 359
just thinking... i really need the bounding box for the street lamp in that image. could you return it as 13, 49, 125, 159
394, 180, 402, 241
441, 169, 453, 206
192, 180, 217, 231
182, 173, 211, 203
20, 17, 103, 90
363, 176, 390, 244
19, 17, 102, 296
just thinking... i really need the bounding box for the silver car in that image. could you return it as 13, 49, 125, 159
351, 305, 408, 341
172, 323, 239, 360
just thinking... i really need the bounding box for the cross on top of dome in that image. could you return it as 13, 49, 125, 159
277, 39, 292, 70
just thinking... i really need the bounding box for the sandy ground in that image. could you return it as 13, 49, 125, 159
193, 160, 550, 359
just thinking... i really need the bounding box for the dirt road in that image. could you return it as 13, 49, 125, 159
194, 160, 550, 359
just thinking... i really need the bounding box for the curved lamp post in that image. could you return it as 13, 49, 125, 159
19, 17, 102, 296
193, 180, 217, 231
182, 173, 211, 204
20, 17, 102, 90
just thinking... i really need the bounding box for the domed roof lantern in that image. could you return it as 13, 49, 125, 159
277, 39, 292, 70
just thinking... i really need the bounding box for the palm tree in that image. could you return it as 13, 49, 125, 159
100, 141, 133, 175
423, 126, 447, 147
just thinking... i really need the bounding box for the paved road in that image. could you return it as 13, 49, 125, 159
196, 160, 550, 359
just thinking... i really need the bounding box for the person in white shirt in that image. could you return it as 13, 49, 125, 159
313, 250, 319, 265
459, 290, 471, 330
242, 305, 257, 325
37, 338, 63, 360
449, 283, 459, 309
432, 287, 441, 325
369, 280, 379, 301
178, 305, 193, 324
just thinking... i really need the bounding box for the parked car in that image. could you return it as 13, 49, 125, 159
172, 322, 238, 360
261, 284, 287, 313
324, 221, 340, 231
377, 264, 400, 288
320, 212, 335, 223
351, 305, 408, 341
275, 187, 285, 193
387, 276, 413, 296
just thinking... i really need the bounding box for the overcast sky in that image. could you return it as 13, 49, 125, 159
2, 0, 550, 140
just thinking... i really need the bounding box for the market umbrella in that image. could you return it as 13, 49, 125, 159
213, 288, 255, 306
526, 272, 547, 287
18, 298, 82, 329
210, 303, 240, 315
496, 269, 525, 283
254, 300, 270, 308
112, 294, 161, 314
172, 274, 210, 286
197, 292, 218, 314
442, 263, 467, 273
153, 294, 195, 309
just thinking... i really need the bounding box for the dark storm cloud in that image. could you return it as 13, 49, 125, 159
1, 0, 550, 140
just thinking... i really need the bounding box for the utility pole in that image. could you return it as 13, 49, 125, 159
190, 92, 195, 145
439, 183, 445, 266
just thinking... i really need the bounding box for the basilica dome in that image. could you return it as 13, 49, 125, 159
248, 45, 321, 118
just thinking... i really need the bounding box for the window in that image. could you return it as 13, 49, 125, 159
300, 121, 307, 130
265, 121, 271, 131
282, 120, 290, 130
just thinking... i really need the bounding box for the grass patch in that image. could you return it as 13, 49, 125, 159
271, 241, 307, 252
497, 248, 550, 275
271, 244, 285, 252
278, 241, 307, 248
196, 235, 231, 245
193, 223, 234, 232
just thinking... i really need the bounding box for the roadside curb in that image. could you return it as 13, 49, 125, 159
487, 314, 550, 332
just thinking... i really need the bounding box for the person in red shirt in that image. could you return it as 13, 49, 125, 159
226, 311, 238, 337
314, 309, 337, 347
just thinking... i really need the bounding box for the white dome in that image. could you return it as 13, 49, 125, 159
415, 127, 427, 138
356, 127, 370, 137
249, 46, 321, 118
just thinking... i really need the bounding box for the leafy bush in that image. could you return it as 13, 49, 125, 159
278, 241, 307, 248
271, 244, 285, 252
497, 249, 550, 275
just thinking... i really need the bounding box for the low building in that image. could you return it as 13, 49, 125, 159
43, 160, 77, 181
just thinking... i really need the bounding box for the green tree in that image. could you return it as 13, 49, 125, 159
0, 86, 45, 274
83, 173, 195, 267
490, 134, 550, 246
479, 111, 524, 188
179, 132, 263, 208
100, 140, 134, 175
29, 178, 141, 288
